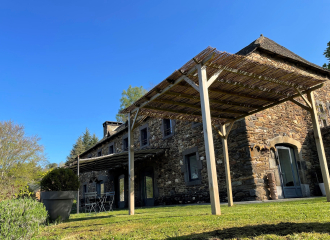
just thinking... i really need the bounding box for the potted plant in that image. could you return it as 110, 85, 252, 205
40, 168, 80, 221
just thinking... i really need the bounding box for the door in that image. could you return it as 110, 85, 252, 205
276, 146, 302, 198
142, 171, 154, 206
118, 174, 126, 208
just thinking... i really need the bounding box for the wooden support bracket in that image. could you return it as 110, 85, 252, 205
295, 87, 312, 109
131, 109, 140, 130
207, 70, 223, 88
183, 76, 200, 92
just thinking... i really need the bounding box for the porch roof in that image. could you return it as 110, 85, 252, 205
120, 47, 328, 125
69, 148, 167, 174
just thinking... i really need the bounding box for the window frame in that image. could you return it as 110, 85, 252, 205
109, 142, 115, 154
97, 149, 102, 157
122, 134, 128, 151
161, 119, 175, 139
316, 100, 328, 127
181, 146, 202, 186
139, 123, 150, 148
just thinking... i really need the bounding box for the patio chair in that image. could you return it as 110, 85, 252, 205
98, 193, 107, 212
84, 192, 97, 213
104, 192, 115, 211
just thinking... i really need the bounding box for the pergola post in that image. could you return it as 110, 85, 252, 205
307, 91, 330, 201
128, 112, 135, 215
77, 155, 80, 214
197, 64, 221, 215
221, 125, 233, 207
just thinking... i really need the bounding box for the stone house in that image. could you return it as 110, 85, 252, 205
72, 35, 330, 209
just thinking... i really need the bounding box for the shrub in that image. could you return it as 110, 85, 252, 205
40, 168, 80, 191
0, 198, 47, 240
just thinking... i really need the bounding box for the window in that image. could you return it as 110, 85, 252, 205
187, 153, 199, 181
122, 134, 128, 151
162, 119, 175, 139
98, 150, 102, 157
119, 175, 125, 202
83, 184, 87, 198
139, 123, 149, 148
109, 142, 115, 154
96, 181, 104, 195
181, 147, 202, 186
316, 100, 327, 127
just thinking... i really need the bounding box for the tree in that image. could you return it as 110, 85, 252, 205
323, 41, 330, 69
0, 121, 46, 200
65, 128, 99, 166
116, 85, 147, 123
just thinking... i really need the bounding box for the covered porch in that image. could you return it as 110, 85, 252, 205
120, 47, 330, 215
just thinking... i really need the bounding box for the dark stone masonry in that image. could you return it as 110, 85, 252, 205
77, 36, 330, 208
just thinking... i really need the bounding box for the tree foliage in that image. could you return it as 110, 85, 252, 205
116, 85, 147, 123
323, 41, 330, 69
65, 128, 99, 166
0, 121, 46, 200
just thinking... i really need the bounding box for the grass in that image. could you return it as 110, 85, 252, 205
36, 197, 330, 239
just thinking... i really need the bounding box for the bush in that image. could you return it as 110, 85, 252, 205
40, 168, 80, 191
0, 198, 47, 240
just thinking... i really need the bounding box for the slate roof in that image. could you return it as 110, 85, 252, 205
236, 35, 330, 77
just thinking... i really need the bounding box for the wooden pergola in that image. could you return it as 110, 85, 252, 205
120, 47, 330, 215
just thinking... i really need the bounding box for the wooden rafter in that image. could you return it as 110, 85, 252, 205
216, 78, 289, 97
163, 91, 260, 109
183, 76, 200, 92
142, 106, 233, 119
208, 87, 275, 103
152, 99, 247, 115
206, 62, 309, 90
224, 83, 324, 124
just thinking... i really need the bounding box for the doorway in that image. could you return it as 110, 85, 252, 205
118, 174, 126, 208
141, 171, 154, 206
276, 145, 302, 198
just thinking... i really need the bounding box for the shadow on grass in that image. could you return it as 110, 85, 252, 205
167, 222, 330, 239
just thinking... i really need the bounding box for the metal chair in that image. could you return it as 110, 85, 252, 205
98, 193, 107, 212
105, 192, 115, 211
84, 192, 97, 213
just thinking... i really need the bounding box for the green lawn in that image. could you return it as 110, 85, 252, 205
36, 198, 330, 240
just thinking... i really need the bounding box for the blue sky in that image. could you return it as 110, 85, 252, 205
1, 1, 329, 165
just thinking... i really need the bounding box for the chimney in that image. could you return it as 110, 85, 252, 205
103, 121, 122, 137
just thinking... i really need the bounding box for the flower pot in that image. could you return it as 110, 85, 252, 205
41, 191, 77, 221
319, 183, 326, 196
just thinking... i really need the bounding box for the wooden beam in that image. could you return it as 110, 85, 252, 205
295, 87, 312, 109
206, 62, 309, 90
77, 155, 80, 214
130, 65, 198, 113
142, 106, 232, 119
225, 121, 235, 138
212, 124, 224, 139
197, 64, 221, 215
224, 83, 324, 124
207, 70, 223, 88
208, 87, 275, 103
307, 91, 330, 202
128, 113, 135, 215
217, 78, 289, 97
183, 76, 200, 92
163, 91, 259, 109
289, 99, 311, 111
131, 108, 140, 130
221, 124, 233, 207
152, 99, 247, 115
